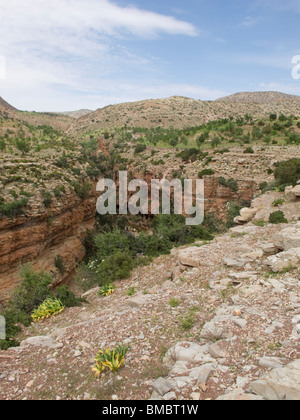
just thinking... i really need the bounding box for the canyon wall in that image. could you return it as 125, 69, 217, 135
0, 190, 97, 302
0, 174, 258, 302
204, 176, 258, 219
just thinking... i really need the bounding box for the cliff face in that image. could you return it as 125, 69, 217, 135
133, 172, 257, 220
0, 190, 97, 302
0, 173, 258, 302
204, 176, 258, 219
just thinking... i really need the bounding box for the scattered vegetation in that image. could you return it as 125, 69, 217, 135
0, 264, 85, 350
77, 214, 215, 291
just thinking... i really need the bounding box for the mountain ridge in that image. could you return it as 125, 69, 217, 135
216, 91, 300, 104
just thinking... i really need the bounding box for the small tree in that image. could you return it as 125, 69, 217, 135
15, 138, 30, 155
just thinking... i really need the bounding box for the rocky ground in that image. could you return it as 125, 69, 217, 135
126, 145, 300, 186
0, 191, 299, 400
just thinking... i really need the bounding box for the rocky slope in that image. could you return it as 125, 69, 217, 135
216, 91, 300, 104
0, 189, 299, 400
68, 94, 300, 132
0, 109, 104, 302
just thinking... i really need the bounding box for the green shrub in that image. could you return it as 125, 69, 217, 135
94, 230, 131, 262
219, 177, 239, 192
274, 159, 300, 186
126, 286, 136, 297
0, 265, 84, 349
73, 180, 92, 199
134, 144, 147, 154
99, 251, 135, 285
56, 285, 86, 307
269, 211, 288, 224
0, 198, 28, 217
41, 190, 52, 208
8, 265, 53, 320
272, 198, 285, 207
243, 147, 254, 154
198, 169, 215, 178
176, 148, 200, 163
259, 182, 268, 191
226, 202, 242, 228
179, 314, 195, 331
15, 138, 30, 154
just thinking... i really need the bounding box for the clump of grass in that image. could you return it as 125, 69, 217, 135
126, 286, 136, 297
272, 198, 285, 207
253, 219, 268, 227
179, 314, 195, 331
169, 298, 180, 308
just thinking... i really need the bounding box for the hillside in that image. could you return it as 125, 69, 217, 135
0, 96, 17, 111
0, 91, 300, 400
0, 109, 108, 300
68, 94, 300, 134
0, 190, 300, 400
217, 91, 300, 104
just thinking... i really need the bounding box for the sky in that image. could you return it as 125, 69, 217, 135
0, 0, 300, 111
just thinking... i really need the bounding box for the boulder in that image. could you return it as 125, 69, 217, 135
177, 247, 210, 268
291, 185, 300, 198
200, 315, 229, 340
151, 378, 174, 396
285, 186, 296, 201
273, 223, 300, 251
250, 359, 300, 400
265, 248, 300, 272
20, 336, 57, 349
234, 207, 258, 224
163, 342, 212, 368
126, 294, 150, 308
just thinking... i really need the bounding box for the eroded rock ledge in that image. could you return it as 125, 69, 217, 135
0, 190, 97, 301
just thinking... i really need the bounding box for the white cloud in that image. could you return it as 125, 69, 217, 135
0, 0, 199, 110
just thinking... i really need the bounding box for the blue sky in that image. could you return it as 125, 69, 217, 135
0, 0, 299, 111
